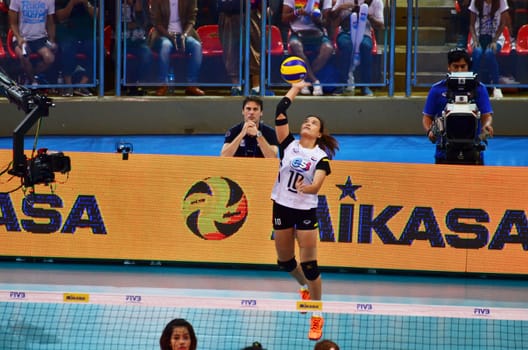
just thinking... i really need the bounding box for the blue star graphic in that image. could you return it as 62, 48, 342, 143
336, 176, 362, 200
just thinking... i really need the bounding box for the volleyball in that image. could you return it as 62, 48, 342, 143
280, 56, 307, 84
182, 177, 248, 240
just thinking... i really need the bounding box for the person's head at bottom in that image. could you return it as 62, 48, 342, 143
314, 339, 340, 350
159, 318, 197, 350
241, 341, 265, 350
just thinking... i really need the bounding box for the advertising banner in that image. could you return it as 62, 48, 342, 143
0, 150, 526, 274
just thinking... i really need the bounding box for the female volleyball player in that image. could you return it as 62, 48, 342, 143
159, 318, 197, 350
271, 81, 339, 341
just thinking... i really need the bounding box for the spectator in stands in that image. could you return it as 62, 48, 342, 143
511, 0, 528, 38
55, 0, 97, 97
422, 48, 494, 164
269, 0, 289, 44
8, 0, 56, 86
281, 0, 333, 96
123, 0, 153, 95
498, 0, 520, 85
218, 0, 265, 96
1, 1, 9, 35
331, 0, 384, 96
455, 0, 471, 48
159, 318, 197, 350
468, 0, 510, 98
221, 95, 279, 157
197, 0, 218, 27
314, 339, 340, 350
149, 0, 205, 96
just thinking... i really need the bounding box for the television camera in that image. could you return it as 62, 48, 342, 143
430, 72, 489, 165
0, 69, 71, 187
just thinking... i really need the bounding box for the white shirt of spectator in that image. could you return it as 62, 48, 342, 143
284, 0, 332, 33
9, 0, 55, 41
469, 0, 508, 46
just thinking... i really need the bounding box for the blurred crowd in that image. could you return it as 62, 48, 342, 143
0, 0, 526, 97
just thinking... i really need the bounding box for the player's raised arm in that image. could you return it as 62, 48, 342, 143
275, 81, 311, 143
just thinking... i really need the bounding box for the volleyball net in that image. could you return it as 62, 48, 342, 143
1, 289, 528, 350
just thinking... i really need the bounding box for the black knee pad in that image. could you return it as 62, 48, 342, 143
277, 257, 297, 272
301, 260, 320, 281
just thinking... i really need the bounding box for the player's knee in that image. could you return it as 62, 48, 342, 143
301, 260, 320, 281
277, 257, 297, 273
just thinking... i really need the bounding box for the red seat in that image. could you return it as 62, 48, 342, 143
516, 24, 528, 55
196, 24, 223, 56
0, 1, 8, 13
467, 27, 511, 56
266, 25, 284, 56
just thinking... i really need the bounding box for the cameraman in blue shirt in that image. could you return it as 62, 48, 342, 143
422, 48, 494, 164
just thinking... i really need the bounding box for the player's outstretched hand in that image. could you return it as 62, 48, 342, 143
292, 81, 311, 90
287, 81, 312, 100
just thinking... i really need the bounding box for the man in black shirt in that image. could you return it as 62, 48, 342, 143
221, 96, 279, 158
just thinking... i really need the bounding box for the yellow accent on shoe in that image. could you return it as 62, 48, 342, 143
308, 315, 324, 341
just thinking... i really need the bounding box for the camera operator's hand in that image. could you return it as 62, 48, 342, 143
482, 124, 494, 138
427, 130, 436, 143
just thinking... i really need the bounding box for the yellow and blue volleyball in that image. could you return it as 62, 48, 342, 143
280, 56, 307, 84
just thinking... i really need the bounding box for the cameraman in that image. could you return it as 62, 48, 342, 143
422, 48, 494, 164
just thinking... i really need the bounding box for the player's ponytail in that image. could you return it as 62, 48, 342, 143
312, 115, 339, 159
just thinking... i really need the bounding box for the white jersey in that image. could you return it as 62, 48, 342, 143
271, 135, 330, 210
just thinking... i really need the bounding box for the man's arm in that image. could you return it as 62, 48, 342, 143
369, 0, 384, 30
46, 14, 56, 43
8, 10, 23, 45
221, 130, 245, 157
56, 0, 80, 22
422, 114, 436, 142
481, 113, 494, 137
256, 135, 279, 158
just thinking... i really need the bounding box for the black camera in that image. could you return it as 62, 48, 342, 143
26, 149, 71, 186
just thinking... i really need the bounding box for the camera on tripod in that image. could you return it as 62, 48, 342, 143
431, 72, 488, 165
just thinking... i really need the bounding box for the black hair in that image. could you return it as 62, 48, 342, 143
159, 318, 197, 350
308, 115, 339, 159
447, 47, 471, 67
242, 96, 264, 111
